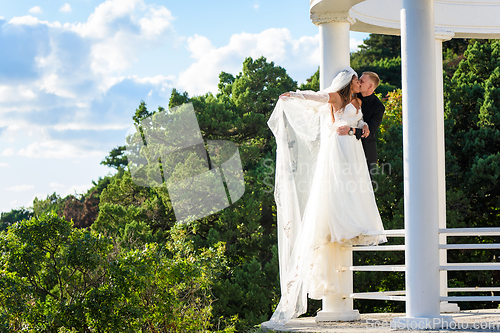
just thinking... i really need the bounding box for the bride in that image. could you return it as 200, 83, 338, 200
267, 67, 386, 324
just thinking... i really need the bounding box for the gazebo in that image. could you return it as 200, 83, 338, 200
264, 0, 500, 330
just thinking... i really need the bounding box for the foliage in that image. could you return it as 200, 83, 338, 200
61, 55, 295, 331
0, 213, 234, 332
442, 40, 500, 309
352, 34, 401, 65
445, 40, 500, 224
350, 34, 401, 96
100, 145, 127, 170
298, 68, 320, 91
351, 35, 473, 96
29, 172, 121, 230
378, 90, 402, 137
443, 39, 487, 78
87, 171, 120, 199
62, 191, 100, 229
33, 192, 65, 218
91, 171, 173, 251
0, 207, 33, 232
151, 56, 294, 330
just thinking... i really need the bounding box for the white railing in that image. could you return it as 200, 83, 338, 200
341, 229, 406, 301
439, 227, 500, 303
340, 227, 500, 304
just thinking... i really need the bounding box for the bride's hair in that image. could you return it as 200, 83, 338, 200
330, 75, 356, 123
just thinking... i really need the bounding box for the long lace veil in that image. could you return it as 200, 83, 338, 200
267, 95, 325, 322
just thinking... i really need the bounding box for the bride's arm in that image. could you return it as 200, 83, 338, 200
280, 90, 331, 103
357, 119, 368, 129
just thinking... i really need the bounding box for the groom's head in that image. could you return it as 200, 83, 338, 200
359, 72, 380, 97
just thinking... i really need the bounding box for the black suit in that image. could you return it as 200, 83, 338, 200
354, 93, 385, 174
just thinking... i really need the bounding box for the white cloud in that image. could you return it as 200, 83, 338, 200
63, 184, 93, 196
60, 3, 72, 13
254, 3, 260, 10
39, 73, 76, 98
69, 0, 174, 41
71, 0, 141, 39
32, 193, 49, 202
177, 29, 319, 95
350, 38, 364, 52
132, 74, 175, 85
0, 163, 9, 167
52, 123, 130, 131
28, 6, 43, 14
89, 35, 138, 75
7, 185, 35, 192
3, 0, 177, 102
0, 85, 37, 102
65, 0, 175, 76
0, 0, 178, 161
49, 182, 65, 189
2, 149, 14, 156
139, 7, 174, 38
17, 141, 106, 159
9, 15, 41, 26
48, 182, 91, 196
131, 74, 175, 93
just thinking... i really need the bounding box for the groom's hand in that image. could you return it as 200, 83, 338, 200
337, 126, 350, 135
362, 124, 370, 138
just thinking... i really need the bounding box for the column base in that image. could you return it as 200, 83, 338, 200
315, 309, 360, 322
391, 315, 455, 330
440, 301, 460, 313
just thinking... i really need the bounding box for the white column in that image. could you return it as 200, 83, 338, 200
392, 0, 454, 329
319, 20, 351, 90
313, 15, 360, 323
435, 31, 460, 314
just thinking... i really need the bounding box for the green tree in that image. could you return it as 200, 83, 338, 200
96, 56, 295, 330
0, 213, 234, 332
350, 34, 401, 95
101, 101, 167, 171
445, 40, 500, 223
168, 56, 295, 330
352, 34, 401, 65
299, 68, 320, 91
100, 145, 127, 170
0, 208, 33, 232
91, 171, 173, 251
443, 40, 500, 303
62, 190, 100, 229
350, 35, 472, 96
0, 213, 112, 331
442, 39, 500, 310
33, 192, 64, 218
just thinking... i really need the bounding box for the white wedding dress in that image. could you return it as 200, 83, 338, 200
267, 92, 387, 324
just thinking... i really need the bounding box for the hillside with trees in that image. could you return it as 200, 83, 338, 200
1, 35, 500, 332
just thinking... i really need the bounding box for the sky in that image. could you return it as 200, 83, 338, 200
0, 0, 368, 214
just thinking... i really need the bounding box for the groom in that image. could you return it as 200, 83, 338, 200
338, 71, 385, 179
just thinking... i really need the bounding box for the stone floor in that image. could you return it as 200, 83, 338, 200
261, 309, 500, 332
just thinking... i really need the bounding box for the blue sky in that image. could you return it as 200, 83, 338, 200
0, 0, 368, 214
